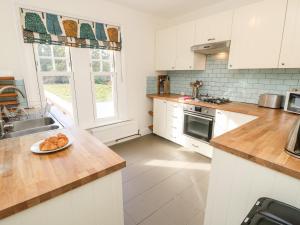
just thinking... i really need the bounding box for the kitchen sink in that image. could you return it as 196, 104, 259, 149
8, 117, 56, 132
2, 125, 60, 139
1, 115, 62, 140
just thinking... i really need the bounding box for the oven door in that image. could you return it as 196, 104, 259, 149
183, 111, 214, 142
287, 93, 300, 114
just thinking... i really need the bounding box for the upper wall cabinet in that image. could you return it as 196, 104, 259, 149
156, 22, 206, 71
176, 21, 206, 70
176, 21, 195, 70
155, 26, 177, 71
228, 0, 287, 69
279, 0, 300, 68
194, 10, 233, 45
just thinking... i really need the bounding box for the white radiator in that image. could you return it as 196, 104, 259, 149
89, 120, 139, 145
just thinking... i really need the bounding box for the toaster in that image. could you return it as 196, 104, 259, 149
258, 94, 282, 109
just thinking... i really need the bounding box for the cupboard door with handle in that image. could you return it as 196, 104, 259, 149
195, 10, 233, 45
153, 99, 167, 137
176, 21, 196, 70
228, 0, 287, 69
279, 0, 300, 68
155, 26, 177, 71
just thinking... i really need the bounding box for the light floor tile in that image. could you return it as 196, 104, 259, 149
187, 211, 205, 225
123, 166, 179, 202
124, 211, 136, 225
139, 209, 173, 225
111, 134, 211, 225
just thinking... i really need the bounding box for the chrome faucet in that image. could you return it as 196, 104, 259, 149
0, 86, 26, 138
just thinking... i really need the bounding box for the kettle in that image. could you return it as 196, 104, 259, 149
285, 118, 300, 158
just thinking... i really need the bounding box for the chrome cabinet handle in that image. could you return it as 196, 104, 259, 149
281, 62, 285, 66
208, 38, 215, 41
192, 144, 199, 148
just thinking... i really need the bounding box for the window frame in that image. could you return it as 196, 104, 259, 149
89, 49, 120, 123
33, 44, 78, 121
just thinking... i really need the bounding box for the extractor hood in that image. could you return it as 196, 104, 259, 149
191, 40, 231, 55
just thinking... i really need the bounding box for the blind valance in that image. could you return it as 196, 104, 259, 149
20, 8, 122, 51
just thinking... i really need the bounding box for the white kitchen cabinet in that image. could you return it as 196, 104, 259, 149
166, 101, 184, 144
153, 99, 167, 137
156, 23, 206, 71
279, 0, 300, 68
214, 110, 257, 137
184, 136, 214, 158
195, 10, 233, 45
153, 100, 184, 144
176, 21, 206, 70
155, 26, 177, 71
204, 148, 300, 225
228, 0, 287, 69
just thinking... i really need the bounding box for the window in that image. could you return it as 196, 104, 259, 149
34, 44, 75, 117
90, 49, 117, 120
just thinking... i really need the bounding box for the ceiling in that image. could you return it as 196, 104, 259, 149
108, 0, 227, 18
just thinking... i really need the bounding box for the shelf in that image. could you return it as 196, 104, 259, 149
0, 93, 18, 98
148, 125, 153, 130
0, 76, 15, 81
148, 111, 153, 116
0, 100, 18, 106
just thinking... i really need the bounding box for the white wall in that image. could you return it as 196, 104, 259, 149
0, 0, 165, 135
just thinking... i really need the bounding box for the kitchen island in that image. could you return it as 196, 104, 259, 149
0, 128, 126, 225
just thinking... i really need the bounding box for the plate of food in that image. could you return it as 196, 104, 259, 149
31, 133, 72, 154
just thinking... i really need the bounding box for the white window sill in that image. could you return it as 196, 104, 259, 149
84, 119, 132, 130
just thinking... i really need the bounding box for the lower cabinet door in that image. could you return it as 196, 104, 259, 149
184, 136, 213, 158
153, 99, 167, 137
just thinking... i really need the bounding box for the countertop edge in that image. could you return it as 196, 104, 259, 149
0, 160, 126, 220
210, 141, 300, 180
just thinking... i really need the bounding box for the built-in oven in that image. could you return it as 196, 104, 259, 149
183, 104, 216, 143
285, 91, 300, 114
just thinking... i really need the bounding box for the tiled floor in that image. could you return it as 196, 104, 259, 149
111, 134, 211, 225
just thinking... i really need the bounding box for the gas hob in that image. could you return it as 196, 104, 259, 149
195, 95, 231, 104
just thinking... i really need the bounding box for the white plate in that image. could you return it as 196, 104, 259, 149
31, 137, 73, 154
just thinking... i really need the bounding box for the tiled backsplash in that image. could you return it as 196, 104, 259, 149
147, 54, 300, 104
15, 79, 28, 108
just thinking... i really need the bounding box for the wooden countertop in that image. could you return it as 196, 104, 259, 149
0, 128, 126, 219
148, 94, 300, 179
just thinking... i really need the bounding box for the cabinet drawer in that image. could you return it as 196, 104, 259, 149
167, 115, 182, 127
166, 126, 183, 145
167, 102, 183, 113
184, 136, 213, 158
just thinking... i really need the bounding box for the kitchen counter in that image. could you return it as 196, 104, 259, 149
0, 128, 126, 219
148, 93, 300, 179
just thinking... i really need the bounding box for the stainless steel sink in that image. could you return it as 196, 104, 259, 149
8, 117, 56, 132
2, 125, 60, 139
0, 115, 62, 140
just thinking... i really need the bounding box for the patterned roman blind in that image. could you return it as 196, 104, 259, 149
20, 8, 122, 51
